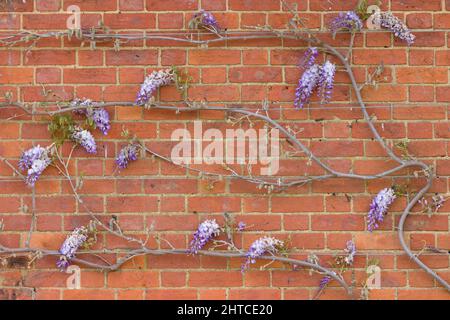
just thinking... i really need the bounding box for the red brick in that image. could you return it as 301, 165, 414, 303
107, 196, 158, 213
158, 13, 184, 29
189, 271, 242, 287
312, 215, 365, 231
107, 271, 159, 288
64, 68, 116, 84
189, 50, 241, 65
65, 0, 117, 11
409, 86, 434, 102
353, 49, 406, 65
119, 0, 144, 11
409, 50, 434, 66
229, 67, 282, 83
272, 196, 323, 212
229, 0, 280, 11
106, 50, 158, 66
310, 0, 358, 11
391, 0, 442, 11
146, 0, 197, 11
104, 13, 156, 29
406, 13, 432, 29
396, 67, 447, 84
0, 68, 33, 84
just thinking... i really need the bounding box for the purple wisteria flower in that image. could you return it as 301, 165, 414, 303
189, 219, 221, 254
373, 12, 415, 45
319, 275, 332, 289
71, 98, 94, 112
90, 108, 110, 135
299, 47, 319, 69
56, 226, 88, 270
317, 60, 336, 104
294, 60, 336, 109
136, 69, 175, 106
116, 143, 140, 169
294, 64, 321, 109
367, 187, 396, 231
71, 99, 111, 135
19, 145, 52, 187
237, 221, 246, 232
241, 236, 284, 272
193, 10, 220, 32
70, 127, 97, 154
329, 11, 363, 36
344, 240, 356, 266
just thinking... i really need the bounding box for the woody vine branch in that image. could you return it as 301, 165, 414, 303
0, 2, 448, 297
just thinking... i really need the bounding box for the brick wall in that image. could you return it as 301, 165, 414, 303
0, 0, 449, 300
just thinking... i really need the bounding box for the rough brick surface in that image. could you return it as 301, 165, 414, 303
0, 0, 449, 300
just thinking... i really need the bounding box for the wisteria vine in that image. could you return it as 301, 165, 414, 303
0, 2, 448, 299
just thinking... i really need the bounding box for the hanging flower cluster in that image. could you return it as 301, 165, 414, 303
329, 11, 363, 36
295, 64, 321, 109
190, 10, 220, 33
189, 219, 221, 254
116, 143, 140, 169
19, 145, 53, 187
344, 240, 356, 266
90, 108, 111, 135
319, 275, 332, 289
136, 69, 175, 106
299, 47, 319, 69
373, 12, 415, 45
367, 187, 396, 231
317, 61, 336, 104
70, 126, 97, 154
71, 99, 111, 135
295, 50, 336, 109
56, 226, 88, 270
241, 236, 284, 272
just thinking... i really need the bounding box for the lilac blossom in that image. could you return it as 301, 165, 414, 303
242, 236, 284, 272
299, 47, 318, 69
116, 143, 140, 169
193, 10, 220, 32
70, 127, 97, 154
294, 64, 321, 109
317, 60, 336, 104
189, 219, 221, 254
57, 226, 88, 270
329, 11, 363, 36
367, 187, 396, 231
19, 145, 52, 187
373, 12, 415, 45
344, 240, 356, 266
136, 69, 175, 106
